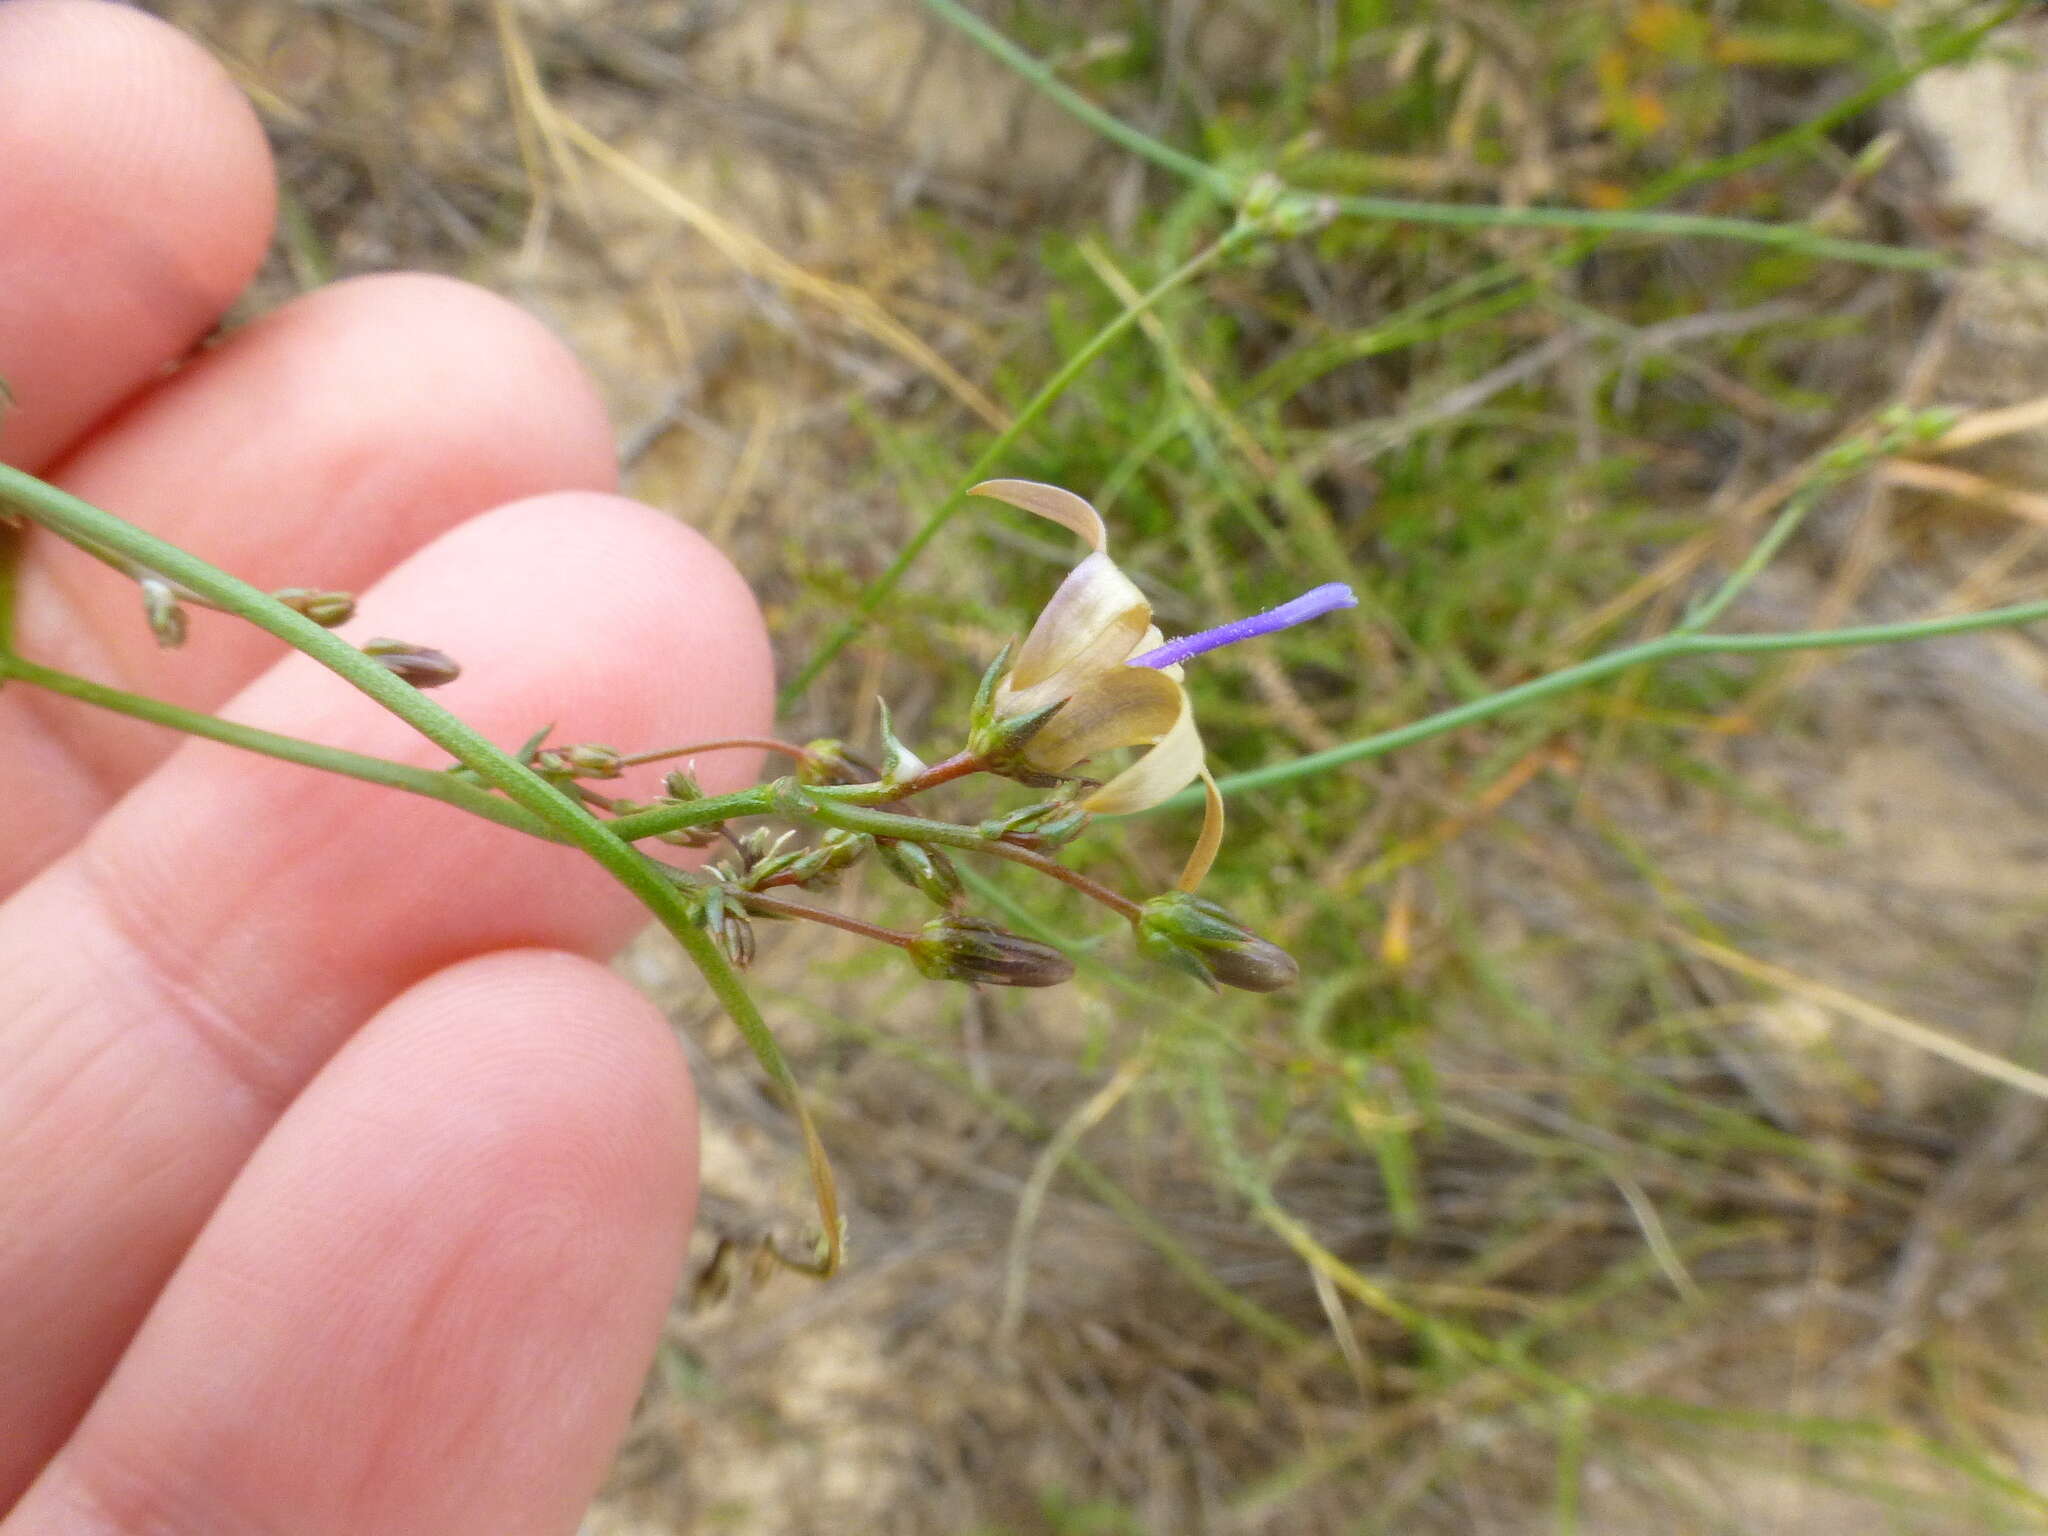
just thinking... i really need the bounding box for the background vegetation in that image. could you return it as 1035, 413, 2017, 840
151, 1, 2048, 1530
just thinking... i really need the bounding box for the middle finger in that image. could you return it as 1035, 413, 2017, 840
1, 273, 619, 890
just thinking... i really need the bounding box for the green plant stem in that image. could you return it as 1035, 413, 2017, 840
1191, 595, 2048, 805
778, 225, 1256, 709
798, 792, 1146, 919
1676, 481, 1831, 635
920, 0, 1225, 193
0, 520, 19, 656
0, 461, 843, 1275
1242, 2, 2020, 409
918, 0, 1952, 273
0, 653, 556, 834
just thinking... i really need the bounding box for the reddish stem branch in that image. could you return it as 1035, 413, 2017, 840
973, 839, 1144, 921
888, 750, 988, 797
740, 890, 916, 947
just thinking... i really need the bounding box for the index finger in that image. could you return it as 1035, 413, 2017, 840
0, 0, 274, 470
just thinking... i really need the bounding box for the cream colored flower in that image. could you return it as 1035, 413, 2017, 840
971, 478, 1225, 889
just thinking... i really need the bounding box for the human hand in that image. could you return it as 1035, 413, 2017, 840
0, 3, 772, 1529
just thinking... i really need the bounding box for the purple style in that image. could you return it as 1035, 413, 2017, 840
1128, 582, 1358, 670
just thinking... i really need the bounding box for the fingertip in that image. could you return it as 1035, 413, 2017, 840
0, 0, 276, 467
18, 947, 699, 1536
344, 488, 777, 796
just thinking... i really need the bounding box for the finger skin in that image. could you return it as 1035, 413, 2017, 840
0, 492, 770, 1498
0, 0, 273, 471
8, 949, 697, 1536
0, 273, 619, 892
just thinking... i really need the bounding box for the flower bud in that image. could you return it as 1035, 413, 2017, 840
535, 742, 624, 780
140, 577, 187, 649
361, 637, 460, 688
708, 904, 756, 970
272, 587, 357, 627
876, 839, 964, 907
977, 797, 1090, 852
874, 699, 927, 789
797, 738, 876, 786
659, 823, 725, 850
908, 916, 1074, 988
759, 829, 870, 890
1135, 892, 1298, 993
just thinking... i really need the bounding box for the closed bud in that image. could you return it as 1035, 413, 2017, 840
978, 797, 1090, 852
536, 742, 624, 780
1135, 892, 1298, 993
797, 738, 876, 786
140, 577, 187, 649
875, 699, 927, 789
659, 822, 725, 849
876, 839, 964, 906
709, 905, 756, 970
908, 916, 1074, 988
738, 826, 792, 865
273, 588, 356, 627
362, 637, 460, 688
663, 767, 706, 801
768, 829, 870, 889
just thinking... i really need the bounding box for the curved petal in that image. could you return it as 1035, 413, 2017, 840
1005, 550, 1152, 696
969, 479, 1106, 550
1176, 769, 1225, 892
1080, 688, 1206, 815
1020, 665, 1184, 773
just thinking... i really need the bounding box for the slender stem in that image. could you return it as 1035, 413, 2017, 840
975, 838, 1145, 921
0, 653, 554, 835
0, 521, 19, 656
778, 226, 1256, 709
0, 462, 843, 1276
918, 0, 1225, 193
620, 737, 812, 767
740, 890, 915, 947
1186, 595, 2048, 805
794, 793, 1000, 853
918, 0, 1954, 273
886, 749, 987, 797
793, 791, 1144, 920
1677, 478, 1835, 635
607, 784, 783, 840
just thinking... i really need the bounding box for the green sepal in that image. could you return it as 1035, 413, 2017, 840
968, 639, 1015, 735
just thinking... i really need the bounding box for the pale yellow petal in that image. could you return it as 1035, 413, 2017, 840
1081, 689, 1205, 815
969, 479, 1106, 550
1175, 769, 1226, 892
1005, 550, 1152, 696
1021, 666, 1184, 773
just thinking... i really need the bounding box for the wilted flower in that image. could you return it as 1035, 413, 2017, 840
970, 479, 1355, 889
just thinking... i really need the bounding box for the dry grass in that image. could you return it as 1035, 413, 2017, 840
146, 2, 2048, 1531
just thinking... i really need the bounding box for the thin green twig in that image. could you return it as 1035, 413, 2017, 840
0, 520, 19, 658
0, 654, 554, 835
918, 0, 1955, 273
0, 462, 844, 1275
1185, 595, 2048, 805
